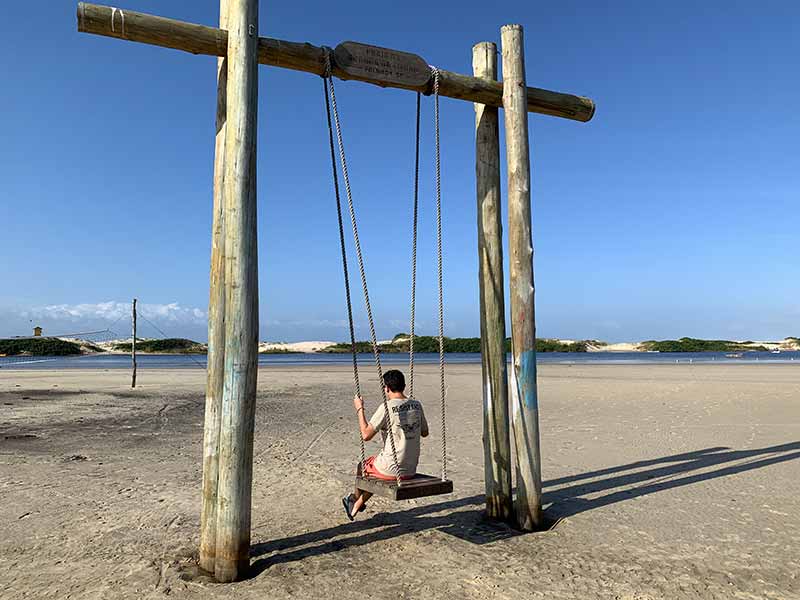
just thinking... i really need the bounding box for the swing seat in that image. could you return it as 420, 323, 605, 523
355, 472, 453, 501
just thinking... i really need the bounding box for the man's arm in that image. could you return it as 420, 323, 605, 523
354, 395, 377, 441
421, 407, 429, 438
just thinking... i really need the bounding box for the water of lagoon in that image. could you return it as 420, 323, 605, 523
2, 351, 799, 370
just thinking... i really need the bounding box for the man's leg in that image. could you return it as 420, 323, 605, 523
352, 489, 372, 514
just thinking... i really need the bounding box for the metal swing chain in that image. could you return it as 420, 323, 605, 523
408, 92, 421, 401
322, 65, 365, 469
324, 50, 402, 486
431, 66, 448, 482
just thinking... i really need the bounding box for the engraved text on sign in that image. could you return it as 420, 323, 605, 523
334, 42, 430, 87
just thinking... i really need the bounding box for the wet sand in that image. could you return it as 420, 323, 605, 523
1, 364, 798, 599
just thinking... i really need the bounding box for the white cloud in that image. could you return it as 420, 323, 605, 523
0, 301, 208, 340
263, 318, 350, 328
19, 301, 207, 325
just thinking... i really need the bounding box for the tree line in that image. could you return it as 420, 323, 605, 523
322, 335, 589, 354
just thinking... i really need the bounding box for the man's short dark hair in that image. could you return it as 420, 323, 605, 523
383, 369, 405, 393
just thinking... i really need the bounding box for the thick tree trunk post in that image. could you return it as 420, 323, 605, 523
473, 42, 512, 522
131, 298, 137, 388
199, 0, 228, 575
501, 24, 543, 531
214, 0, 259, 583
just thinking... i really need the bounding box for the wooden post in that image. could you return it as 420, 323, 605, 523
131, 298, 137, 388
473, 42, 512, 522
501, 24, 543, 531
199, 0, 228, 575
214, 0, 259, 583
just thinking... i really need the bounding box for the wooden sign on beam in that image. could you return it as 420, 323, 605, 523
334, 41, 431, 88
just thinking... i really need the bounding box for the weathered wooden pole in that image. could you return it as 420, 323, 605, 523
131, 298, 137, 388
214, 0, 259, 583
501, 24, 543, 531
199, 0, 228, 575
473, 42, 512, 522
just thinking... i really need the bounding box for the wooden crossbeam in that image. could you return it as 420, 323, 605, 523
76, 3, 595, 122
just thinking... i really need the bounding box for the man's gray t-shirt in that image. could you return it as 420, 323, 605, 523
369, 397, 428, 477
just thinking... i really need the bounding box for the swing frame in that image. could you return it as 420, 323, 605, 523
76, 2, 596, 580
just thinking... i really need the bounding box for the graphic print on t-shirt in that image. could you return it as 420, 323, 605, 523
368, 398, 428, 477
393, 402, 422, 436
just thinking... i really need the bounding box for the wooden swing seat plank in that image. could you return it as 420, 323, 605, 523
355, 473, 453, 501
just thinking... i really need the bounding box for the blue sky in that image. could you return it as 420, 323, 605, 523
1, 1, 798, 342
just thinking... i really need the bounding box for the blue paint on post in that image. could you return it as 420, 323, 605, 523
517, 350, 538, 410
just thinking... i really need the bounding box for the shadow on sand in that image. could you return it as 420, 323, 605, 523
248, 441, 800, 576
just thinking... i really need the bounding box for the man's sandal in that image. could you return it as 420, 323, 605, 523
342, 495, 355, 521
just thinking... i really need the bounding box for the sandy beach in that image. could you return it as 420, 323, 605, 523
1, 363, 798, 599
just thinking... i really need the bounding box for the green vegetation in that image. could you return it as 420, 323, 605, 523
640, 337, 768, 352
396, 336, 482, 353
0, 337, 83, 356
79, 342, 106, 353
260, 348, 301, 354
322, 335, 589, 354
533, 339, 589, 352
113, 338, 207, 354
321, 341, 403, 354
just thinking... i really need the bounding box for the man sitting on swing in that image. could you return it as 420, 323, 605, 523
342, 369, 429, 520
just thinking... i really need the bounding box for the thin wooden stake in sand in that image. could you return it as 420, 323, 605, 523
131, 298, 137, 388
